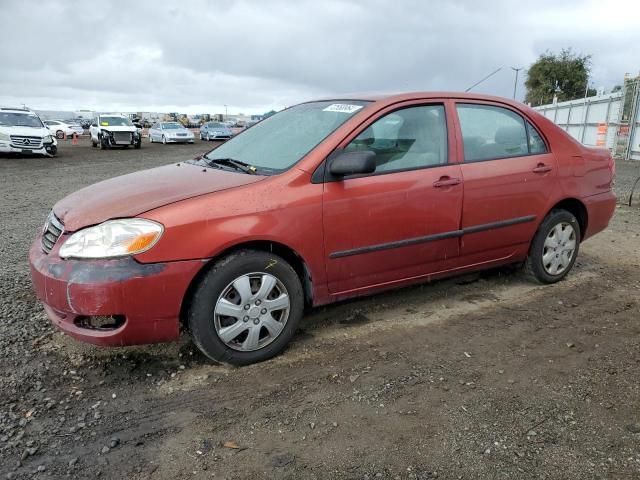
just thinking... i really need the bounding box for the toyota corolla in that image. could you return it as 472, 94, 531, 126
29, 92, 616, 365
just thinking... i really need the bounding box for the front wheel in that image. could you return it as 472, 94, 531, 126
162, 135, 167, 144
526, 209, 580, 284
187, 250, 304, 365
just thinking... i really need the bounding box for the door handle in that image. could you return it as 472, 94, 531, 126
433, 176, 461, 188
532, 163, 552, 173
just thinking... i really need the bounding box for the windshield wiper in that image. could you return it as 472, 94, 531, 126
203, 156, 257, 174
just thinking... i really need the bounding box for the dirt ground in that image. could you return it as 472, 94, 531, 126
1, 138, 639, 480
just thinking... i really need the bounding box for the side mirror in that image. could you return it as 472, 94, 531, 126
329, 150, 376, 176
91, 123, 97, 127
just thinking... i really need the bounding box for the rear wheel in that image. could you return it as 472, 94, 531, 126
526, 209, 580, 283
188, 250, 304, 365
55, 130, 64, 139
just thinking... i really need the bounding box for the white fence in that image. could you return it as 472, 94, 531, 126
534, 79, 640, 161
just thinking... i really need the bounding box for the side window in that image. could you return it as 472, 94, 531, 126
457, 104, 528, 162
345, 105, 448, 173
527, 121, 547, 154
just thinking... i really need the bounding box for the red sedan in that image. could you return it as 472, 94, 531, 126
29, 92, 616, 365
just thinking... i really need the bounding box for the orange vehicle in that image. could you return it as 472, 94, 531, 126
30, 92, 616, 365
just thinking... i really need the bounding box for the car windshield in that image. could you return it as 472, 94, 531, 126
208, 122, 225, 128
162, 122, 183, 129
199, 100, 370, 173
99, 116, 132, 127
0, 112, 44, 128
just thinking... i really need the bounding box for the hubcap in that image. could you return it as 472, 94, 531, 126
542, 222, 576, 275
213, 273, 290, 352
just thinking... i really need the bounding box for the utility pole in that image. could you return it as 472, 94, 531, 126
224, 104, 228, 120
511, 67, 523, 100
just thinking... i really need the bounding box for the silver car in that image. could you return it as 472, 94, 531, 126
199, 121, 233, 141
148, 122, 195, 144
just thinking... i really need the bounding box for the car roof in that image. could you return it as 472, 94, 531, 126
309, 91, 526, 108
0, 107, 36, 114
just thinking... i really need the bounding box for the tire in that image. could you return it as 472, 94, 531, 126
526, 209, 580, 284
56, 130, 64, 139
134, 140, 141, 149
91, 138, 97, 148
99, 136, 107, 150
162, 135, 166, 144
149, 134, 153, 143
188, 250, 304, 366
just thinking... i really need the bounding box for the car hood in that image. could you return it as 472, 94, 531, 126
54, 162, 266, 231
100, 125, 137, 132
0, 125, 50, 137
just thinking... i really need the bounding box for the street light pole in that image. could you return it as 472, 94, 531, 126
224, 104, 228, 120
511, 67, 523, 100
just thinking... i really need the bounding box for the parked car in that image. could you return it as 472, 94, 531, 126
0, 107, 57, 156
89, 114, 141, 150
200, 121, 233, 141
148, 122, 195, 144
44, 120, 84, 139
29, 92, 616, 365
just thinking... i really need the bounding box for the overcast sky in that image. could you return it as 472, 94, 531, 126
1, 0, 638, 115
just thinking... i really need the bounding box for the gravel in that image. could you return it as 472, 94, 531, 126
0, 140, 639, 479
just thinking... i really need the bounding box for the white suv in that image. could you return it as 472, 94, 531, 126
89, 114, 141, 149
0, 108, 57, 157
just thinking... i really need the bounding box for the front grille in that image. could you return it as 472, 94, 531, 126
41, 212, 64, 254
113, 132, 132, 143
10, 135, 42, 149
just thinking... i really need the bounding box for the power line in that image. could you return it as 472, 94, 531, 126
465, 67, 503, 93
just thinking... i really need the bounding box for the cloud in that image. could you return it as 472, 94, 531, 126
0, 0, 638, 114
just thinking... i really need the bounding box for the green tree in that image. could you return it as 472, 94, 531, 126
525, 49, 594, 106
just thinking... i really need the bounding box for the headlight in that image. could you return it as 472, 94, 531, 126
43, 135, 54, 143
0, 132, 10, 141
59, 219, 163, 259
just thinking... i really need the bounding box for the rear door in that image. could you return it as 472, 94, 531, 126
322, 101, 463, 295
453, 102, 557, 257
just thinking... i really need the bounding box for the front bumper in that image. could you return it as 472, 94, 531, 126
29, 239, 205, 346
166, 136, 194, 143
0, 142, 57, 156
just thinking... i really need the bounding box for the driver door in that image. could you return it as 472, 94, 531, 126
322, 102, 463, 295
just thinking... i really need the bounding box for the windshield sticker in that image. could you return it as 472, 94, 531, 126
100, 121, 109, 126
323, 104, 363, 114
